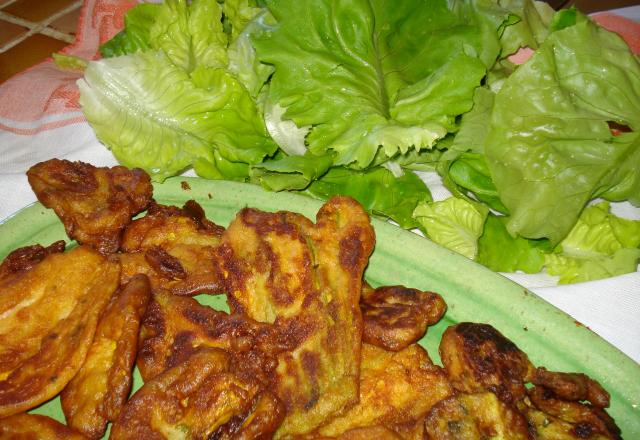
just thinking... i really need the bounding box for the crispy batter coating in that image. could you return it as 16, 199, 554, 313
137, 290, 285, 385
0, 246, 120, 418
532, 367, 610, 408
424, 392, 532, 440
314, 426, 403, 439
111, 349, 284, 440
525, 387, 621, 440
439, 322, 536, 404
60, 274, 151, 439
0, 413, 88, 439
0, 241, 65, 280
119, 201, 226, 296
522, 404, 614, 440
315, 343, 453, 438
360, 284, 446, 351
27, 159, 152, 254
218, 196, 375, 437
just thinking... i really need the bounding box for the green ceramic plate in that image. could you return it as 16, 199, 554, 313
1, 177, 639, 437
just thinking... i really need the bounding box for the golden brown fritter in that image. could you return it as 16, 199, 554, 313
110, 348, 284, 440
60, 274, 151, 439
313, 426, 403, 440
522, 403, 613, 440
439, 322, 536, 404
438, 322, 621, 439
0, 246, 120, 418
218, 196, 375, 438
424, 392, 532, 440
27, 159, 152, 254
119, 201, 226, 296
0, 413, 88, 439
532, 367, 610, 408
525, 386, 621, 440
0, 241, 65, 280
360, 283, 446, 351
136, 290, 286, 386
314, 343, 453, 438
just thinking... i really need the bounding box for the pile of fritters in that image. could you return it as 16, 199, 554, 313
0, 160, 622, 439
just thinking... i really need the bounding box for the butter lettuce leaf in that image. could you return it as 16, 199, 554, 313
99, 3, 160, 57
485, 17, 640, 245
251, 0, 498, 169
478, 214, 552, 273
81, 0, 275, 181
547, 249, 640, 285
308, 167, 431, 229
79, 51, 275, 181
413, 197, 489, 259
546, 202, 640, 283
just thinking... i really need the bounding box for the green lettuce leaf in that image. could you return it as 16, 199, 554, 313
149, 0, 228, 71
79, 51, 275, 181
81, 0, 276, 181
308, 167, 431, 229
413, 197, 488, 259
223, 0, 263, 39
498, 0, 554, 56
252, 0, 500, 169
478, 214, 552, 273
446, 153, 508, 214
53, 53, 88, 71
546, 249, 640, 284
546, 202, 640, 283
251, 153, 334, 191
485, 16, 640, 245
99, 3, 160, 57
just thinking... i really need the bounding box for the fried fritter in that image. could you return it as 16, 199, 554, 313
439, 322, 535, 404
136, 290, 285, 385
27, 159, 152, 254
314, 426, 403, 440
0, 246, 119, 418
439, 323, 621, 438
315, 343, 453, 438
360, 284, 446, 351
532, 367, 610, 408
525, 386, 621, 440
60, 274, 151, 439
218, 196, 375, 437
111, 348, 284, 440
0, 240, 65, 280
424, 392, 532, 440
0, 413, 88, 439
119, 201, 226, 296
522, 404, 614, 440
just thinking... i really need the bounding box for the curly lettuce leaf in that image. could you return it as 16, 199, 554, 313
79, 51, 275, 181
413, 197, 488, 259
307, 167, 431, 229
252, 0, 500, 169
485, 16, 640, 245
